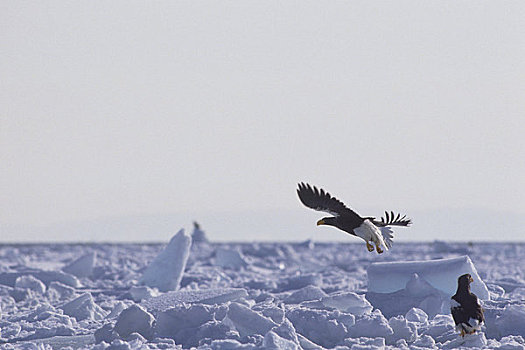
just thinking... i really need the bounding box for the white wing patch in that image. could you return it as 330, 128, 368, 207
354, 220, 388, 251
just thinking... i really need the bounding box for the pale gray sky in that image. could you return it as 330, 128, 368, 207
2, 1, 525, 242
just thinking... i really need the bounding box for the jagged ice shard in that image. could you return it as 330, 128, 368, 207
139, 229, 192, 292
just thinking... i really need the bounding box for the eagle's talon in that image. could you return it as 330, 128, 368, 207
366, 242, 374, 252
376, 244, 383, 254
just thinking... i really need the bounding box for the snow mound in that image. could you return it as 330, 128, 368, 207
367, 255, 489, 299
62, 252, 96, 278
139, 229, 192, 292
215, 248, 248, 270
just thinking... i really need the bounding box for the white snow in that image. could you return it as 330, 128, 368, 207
139, 229, 192, 292
367, 255, 490, 299
0, 240, 524, 350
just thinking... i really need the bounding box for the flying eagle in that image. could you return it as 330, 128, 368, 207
451, 273, 485, 337
296, 182, 411, 253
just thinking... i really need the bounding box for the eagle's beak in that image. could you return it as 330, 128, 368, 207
317, 219, 325, 226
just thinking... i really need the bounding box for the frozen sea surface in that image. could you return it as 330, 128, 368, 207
0, 238, 524, 349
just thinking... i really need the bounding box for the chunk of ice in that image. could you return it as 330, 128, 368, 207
114, 304, 155, 339
367, 255, 489, 300
286, 307, 347, 348
405, 308, 428, 323
59, 293, 106, 321
283, 286, 327, 304
386, 315, 417, 344
215, 248, 248, 270
141, 288, 248, 313
14, 275, 46, 294
263, 331, 299, 350
495, 305, 525, 338
62, 252, 96, 278
318, 292, 373, 316
139, 229, 192, 292
225, 303, 277, 337
347, 310, 393, 339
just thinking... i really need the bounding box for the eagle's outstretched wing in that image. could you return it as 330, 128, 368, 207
373, 211, 412, 227
296, 183, 362, 221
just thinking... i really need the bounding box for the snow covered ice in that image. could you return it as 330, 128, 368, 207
0, 237, 524, 349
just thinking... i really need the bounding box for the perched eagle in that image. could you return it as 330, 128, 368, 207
296, 182, 411, 253
451, 273, 485, 337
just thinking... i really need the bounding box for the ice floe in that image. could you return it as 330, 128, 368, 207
0, 237, 524, 349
